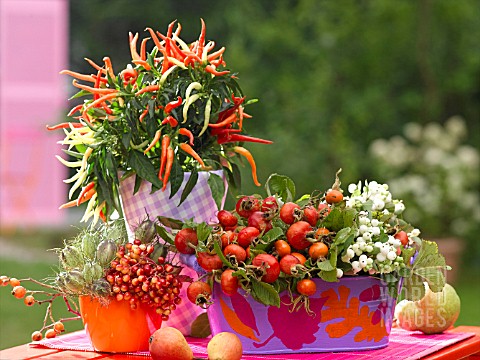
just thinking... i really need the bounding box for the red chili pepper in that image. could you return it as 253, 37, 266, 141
168, 38, 186, 61
196, 18, 206, 57
208, 112, 238, 128
162, 146, 175, 191
233, 146, 261, 186
140, 37, 149, 61
46, 122, 84, 131
164, 96, 182, 114
184, 54, 202, 67
161, 115, 178, 127
217, 133, 273, 145
205, 65, 230, 76
217, 96, 245, 123
77, 183, 96, 206
179, 128, 194, 146
139, 106, 149, 123
146, 27, 165, 52
121, 68, 138, 84
158, 135, 171, 180
84, 57, 104, 72
144, 129, 161, 154
207, 47, 225, 62
179, 143, 206, 168
166, 20, 176, 39
67, 104, 84, 117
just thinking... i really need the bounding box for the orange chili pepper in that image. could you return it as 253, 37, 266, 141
132, 59, 151, 71
158, 135, 171, 180
205, 65, 230, 76
103, 57, 115, 79
72, 80, 117, 95
140, 37, 150, 61
46, 122, 84, 131
84, 93, 119, 112
166, 20, 176, 39
207, 47, 225, 62
135, 84, 160, 96
129, 32, 141, 61
146, 27, 165, 52
139, 106, 149, 123
162, 146, 174, 191
77, 182, 96, 206
84, 57, 104, 72
233, 146, 261, 186
179, 128, 194, 146
60, 70, 97, 83
179, 143, 206, 168
144, 130, 161, 154
59, 199, 78, 209
67, 104, 84, 117
164, 96, 182, 114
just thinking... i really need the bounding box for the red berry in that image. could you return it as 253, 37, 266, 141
174, 228, 198, 254
303, 206, 319, 226
197, 252, 223, 272
279, 254, 300, 275
221, 269, 239, 296
186, 281, 212, 307
394, 231, 409, 246
237, 227, 260, 248
223, 244, 247, 263
217, 210, 238, 228
279, 202, 301, 224
236, 196, 261, 218
252, 254, 280, 283
286, 221, 313, 250
220, 230, 237, 249
297, 279, 317, 296
247, 211, 273, 232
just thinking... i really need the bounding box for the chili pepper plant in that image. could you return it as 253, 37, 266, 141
48, 19, 271, 224
0, 217, 188, 342
156, 171, 449, 311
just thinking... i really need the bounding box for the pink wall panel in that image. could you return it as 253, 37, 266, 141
0, 0, 69, 228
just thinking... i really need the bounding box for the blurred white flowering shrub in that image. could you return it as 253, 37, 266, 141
369, 116, 480, 239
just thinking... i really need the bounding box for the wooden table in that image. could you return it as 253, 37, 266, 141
1, 326, 479, 359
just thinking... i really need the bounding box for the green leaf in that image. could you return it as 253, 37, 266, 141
208, 172, 226, 209
261, 227, 284, 244
213, 240, 233, 269
250, 279, 281, 307
157, 216, 183, 230
155, 225, 175, 245
127, 150, 163, 189
178, 170, 198, 206
169, 161, 184, 199
196, 222, 212, 243
318, 269, 338, 282
316, 260, 334, 271
415, 267, 446, 293
401, 273, 426, 301
265, 174, 295, 202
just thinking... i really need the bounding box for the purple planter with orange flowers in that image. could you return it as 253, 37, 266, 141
207, 276, 398, 354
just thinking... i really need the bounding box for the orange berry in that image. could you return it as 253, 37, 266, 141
24, 295, 35, 306
325, 189, 343, 204
274, 240, 291, 258
308, 242, 329, 260
315, 227, 330, 238
9, 278, 20, 287
31, 331, 43, 342
12, 285, 26, 299
291, 252, 307, 265
54, 321, 65, 333
0, 276, 9, 286
45, 329, 57, 339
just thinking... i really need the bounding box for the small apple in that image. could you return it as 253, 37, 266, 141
395, 283, 461, 334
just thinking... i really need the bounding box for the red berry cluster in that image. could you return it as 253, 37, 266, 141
106, 239, 182, 320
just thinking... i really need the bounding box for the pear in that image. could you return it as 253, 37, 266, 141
395, 283, 461, 334
149, 327, 193, 360
207, 332, 243, 360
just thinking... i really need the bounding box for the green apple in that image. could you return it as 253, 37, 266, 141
395, 283, 461, 334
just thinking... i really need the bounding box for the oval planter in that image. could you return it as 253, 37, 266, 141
207, 276, 398, 355
79, 296, 162, 353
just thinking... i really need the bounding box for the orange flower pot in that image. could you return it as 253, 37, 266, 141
79, 295, 162, 353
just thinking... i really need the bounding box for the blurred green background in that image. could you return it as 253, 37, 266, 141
1, 0, 479, 349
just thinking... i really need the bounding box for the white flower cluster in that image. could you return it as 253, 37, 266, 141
340, 181, 411, 275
